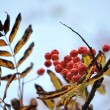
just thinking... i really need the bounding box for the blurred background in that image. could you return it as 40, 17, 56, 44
0, 0, 110, 110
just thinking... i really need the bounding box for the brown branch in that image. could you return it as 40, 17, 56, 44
82, 77, 104, 110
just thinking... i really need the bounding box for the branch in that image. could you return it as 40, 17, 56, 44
82, 77, 104, 110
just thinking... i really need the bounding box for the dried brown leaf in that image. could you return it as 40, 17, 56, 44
35, 84, 55, 109
47, 70, 62, 90
0, 39, 7, 46
0, 51, 12, 57
0, 20, 4, 31
21, 105, 36, 110
37, 85, 73, 100
17, 42, 34, 67
4, 13, 10, 34
14, 25, 33, 54
0, 59, 14, 69
1, 74, 13, 81
3, 73, 16, 100
9, 13, 22, 43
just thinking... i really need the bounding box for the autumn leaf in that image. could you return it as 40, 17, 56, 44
3, 73, 16, 100
9, 13, 22, 43
97, 84, 106, 94
17, 42, 34, 67
0, 51, 12, 57
82, 54, 91, 66
1, 74, 13, 81
0, 40, 7, 46
14, 25, 33, 54
0, 20, 4, 31
37, 85, 74, 100
35, 84, 55, 109
47, 70, 62, 90
4, 13, 10, 34
0, 59, 14, 69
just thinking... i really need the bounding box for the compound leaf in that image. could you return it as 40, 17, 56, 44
0, 51, 12, 57
14, 25, 33, 54
4, 13, 10, 34
17, 42, 34, 67
9, 13, 22, 43
35, 84, 55, 109
0, 59, 14, 69
47, 70, 62, 90
0, 40, 7, 46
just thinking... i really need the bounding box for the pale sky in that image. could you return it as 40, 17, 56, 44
0, 0, 110, 110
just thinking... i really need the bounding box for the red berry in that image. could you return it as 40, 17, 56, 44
55, 64, 63, 73
51, 49, 59, 54
73, 56, 80, 63
72, 75, 81, 82
53, 60, 60, 66
78, 46, 88, 54
44, 60, 52, 67
66, 72, 72, 80
51, 54, 59, 61
102, 44, 110, 52
61, 69, 69, 76
64, 55, 72, 63
87, 48, 96, 56
67, 61, 74, 70
78, 63, 87, 75
44, 52, 52, 60
71, 68, 78, 75
37, 68, 45, 75
70, 49, 78, 57
60, 60, 67, 68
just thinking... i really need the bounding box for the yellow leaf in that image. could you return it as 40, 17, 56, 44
0, 51, 12, 56
9, 13, 22, 43
97, 52, 106, 67
35, 84, 55, 109
47, 70, 62, 90
17, 42, 34, 67
83, 54, 91, 66
0, 58, 14, 69
0, 39, 7, 46
4, 13, 10, 34
97, 84, 106, 94
14, 25, 33, 54
104, 68, 110, 76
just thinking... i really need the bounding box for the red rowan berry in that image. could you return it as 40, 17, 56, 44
64, 55, 72, 63
51, 54, 59, 61
37, 68, 45, 75
87, 48, 96, 56
71, 68, 78, 75
44, 52, 52, 60
72, 75, 81, 82
67, 61, 74, 70
61, 69, 69, 76
66, 72, 72, 80
70, 49, 78, 57
60, 60, 67, 68
78, 46, 88, 54
55, 64, 63, 73
78, 63, 87, 75
73, 56, 80, 63
53, 60, 60, 66
51, 49, 59, 55
102, 44, 110, 52
44, 60, 52, 67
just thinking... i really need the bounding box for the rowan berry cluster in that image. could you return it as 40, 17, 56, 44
37, 44, 110, 83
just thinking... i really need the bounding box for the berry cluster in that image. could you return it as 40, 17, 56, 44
37, 44, 110, 83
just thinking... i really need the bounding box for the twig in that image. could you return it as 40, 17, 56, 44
60, 22, 100, 71
82, 77, 104, 110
